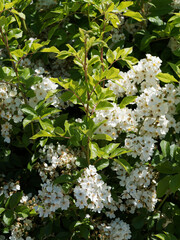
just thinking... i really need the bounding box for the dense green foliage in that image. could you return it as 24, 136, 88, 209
0, 0, 180, 239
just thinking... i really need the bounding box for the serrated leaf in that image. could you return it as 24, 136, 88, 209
156, 73, 178, 83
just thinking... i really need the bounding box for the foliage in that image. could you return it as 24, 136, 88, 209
0, 0, 180, 239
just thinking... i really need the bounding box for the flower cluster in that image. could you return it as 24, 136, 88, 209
34, 179, 70, 218
0, 178, 20, 198
112, 162, 157, 213
168, 37, 180, 52
38, 143, 79, 181
171, 0, 180, 9
0, 84, 24, 143
124, 134, 156, 161
29, 76, 60, 108
9, 219, 34, 240
106, 54, 162, 97
74, 165, 113, 213
98, 218, 131, 240
93, 103, 138, 139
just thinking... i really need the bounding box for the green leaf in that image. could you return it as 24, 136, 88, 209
132, 215, 146, 229
123, 10, 144, 22
57, 50, 73, 59
54, 175, 72, 184
104, 67, 120, 79
9, 191, 23, 209
0, 1, 4, 11
156, 73, 178, 83
119, 96, 137, 108
92, 134, 113, 141
41, 46, 60, 54
30, 130, 56, 140
88, 55, 100, 66
10, 9, 25, 20
160, 140, 170, 157
140, 34, 156, 50
39, 119, 54, 132
169, 174, 180, 193
95, 159, 109, 171
102, 143, 120, 154
157, 176, 170, 198
0, 16, 6, 28
89, 142, 104, 159
110, 148, 131, 158
3, 210, 14, 226
168, 62, 180, 78
0, 208, 5, 214
15, 206, 29, 218
113, 158, 131, 173
40, 108, 61, 119
96, 101, 114, 110
117, 1, 133, 12
148, 16, 164, 26
150, 0, 173, 16
54, 127, 65, 136
170, 144, 178, 160
11, 49, 25, 59
8, 28, 23, 40
156, 161, 180, 174
45, 89, 60, 101
61, 91, 74, 101
106, 49, 115, 64
23, 115, 36, 128
155, 232, 177, 240
21, 105, 38, 117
